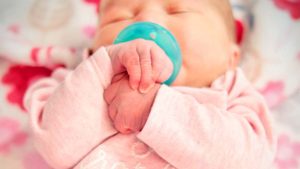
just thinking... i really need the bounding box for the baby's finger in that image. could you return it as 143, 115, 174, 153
108, 102, 118, 121
151, 45, 174, 83
104, 81, 121, 104
122, 52, 141, 90
138, 47, 155, 93
107, 45, 125, 75
114, 114, 133, 134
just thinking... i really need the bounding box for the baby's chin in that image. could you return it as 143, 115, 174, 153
171, 79, 211, 88
171, 64, 232, 88
168, 66, 202, 87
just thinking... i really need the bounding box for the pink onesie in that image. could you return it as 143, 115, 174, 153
24, 47, 276, 169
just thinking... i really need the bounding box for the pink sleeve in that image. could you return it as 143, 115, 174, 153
137, 68, 276, 169
24, 47, 118, 169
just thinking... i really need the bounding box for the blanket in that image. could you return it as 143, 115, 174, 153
0, 0, 299, 168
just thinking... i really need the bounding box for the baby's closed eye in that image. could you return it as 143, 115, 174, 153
102, 8, 134, 24
166, 5, 189, 15
165, 1, 198, 16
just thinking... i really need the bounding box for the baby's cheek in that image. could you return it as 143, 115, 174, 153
93, 23, 131, 49
171, 65, 187, 86
92, 33, 114, 50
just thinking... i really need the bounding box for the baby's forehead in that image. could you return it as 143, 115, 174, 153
101, 0, 203, 10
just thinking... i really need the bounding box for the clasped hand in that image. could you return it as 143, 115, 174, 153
104, 39, 173, 134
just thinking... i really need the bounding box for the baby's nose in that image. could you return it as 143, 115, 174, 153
134, 8, 167, 27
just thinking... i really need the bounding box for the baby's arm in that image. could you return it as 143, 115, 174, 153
137, 69, 276, 169
24, 40, 173, 169
24, 47, 118, 169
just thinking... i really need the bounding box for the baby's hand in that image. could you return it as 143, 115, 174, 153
104, 73, 160, 134
106, 39, 173, 93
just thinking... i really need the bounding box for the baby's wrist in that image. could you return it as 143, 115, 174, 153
141, 83, 161, 128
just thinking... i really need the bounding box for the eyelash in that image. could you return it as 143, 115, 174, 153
166, 3, 189, 14
104, 14, 134, 25
167, 6, 190, 15
110, 17, 130, 23
169, 11, 189, 15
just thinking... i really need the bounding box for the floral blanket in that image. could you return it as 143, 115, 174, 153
0, 0, 299, 168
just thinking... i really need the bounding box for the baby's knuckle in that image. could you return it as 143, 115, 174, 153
140, 57, 151, 65
133, 38, 147, 44
127, 56, 140, 66
130, 69, 142, 76
144, 39, 156, 46
134, 39, 156, 48
124, 49, 137, 58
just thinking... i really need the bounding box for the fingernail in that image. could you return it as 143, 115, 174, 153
124, 128, 132, 134
131, 83, 138, 90
140, 83, 154, 93
120, 127, 132, 134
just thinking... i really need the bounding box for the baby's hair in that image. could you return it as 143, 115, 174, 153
209, 0, 236, 42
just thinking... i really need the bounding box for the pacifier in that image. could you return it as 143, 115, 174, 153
113, 22, 182, 85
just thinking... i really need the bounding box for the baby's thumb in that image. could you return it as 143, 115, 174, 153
104, 83, 119, 104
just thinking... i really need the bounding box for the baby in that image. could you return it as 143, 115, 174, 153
24, 0, 276, 169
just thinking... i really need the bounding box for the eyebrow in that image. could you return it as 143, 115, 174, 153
101, 0, 128, 10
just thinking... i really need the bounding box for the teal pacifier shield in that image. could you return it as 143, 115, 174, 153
113, 22, 182, 85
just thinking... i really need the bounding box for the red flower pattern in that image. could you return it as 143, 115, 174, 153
235, 19, 245, 44
1, 65, 52, 111
273, 0, 300, 19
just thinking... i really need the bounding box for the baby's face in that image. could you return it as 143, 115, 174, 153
93, 0, 239, 87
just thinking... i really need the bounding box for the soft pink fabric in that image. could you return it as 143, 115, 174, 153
24, 47, 276, 169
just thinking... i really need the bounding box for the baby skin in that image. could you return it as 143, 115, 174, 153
105, 39, 174, 133
24, 0, 276, 169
